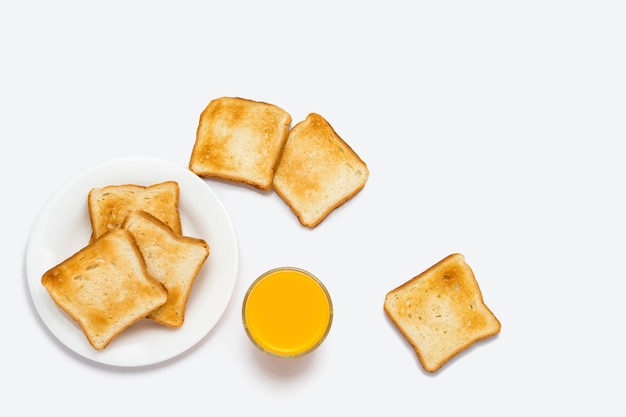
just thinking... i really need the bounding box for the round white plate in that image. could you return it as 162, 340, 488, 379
26, 156, 239, 367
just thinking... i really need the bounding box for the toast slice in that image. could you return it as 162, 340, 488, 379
88, 181, 182, 240
384, 253, 501, 372
189, 96, 292, 190
122, 210, 210, 328
272, 113, 369, 228
41, 228, 168, 350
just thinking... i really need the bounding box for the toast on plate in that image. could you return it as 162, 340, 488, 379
272, 113, 369, 227
189, 96, 292, 190
122, 210, 210, 328
41, 228, 168, 350
88, 181, 182, 240
384, 253, 501, 372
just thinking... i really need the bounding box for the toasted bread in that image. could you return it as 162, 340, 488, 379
122, 210, 210, 328
272, 113, 369, 228
41, 228, 168, 350
189, 96, 292, 190
88, 181, 182, 240
384, 253, 501, 372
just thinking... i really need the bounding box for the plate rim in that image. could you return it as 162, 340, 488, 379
25, 156, 239, 367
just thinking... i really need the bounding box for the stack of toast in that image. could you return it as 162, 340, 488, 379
41, 181, 210, 350
189, 97, 369, 228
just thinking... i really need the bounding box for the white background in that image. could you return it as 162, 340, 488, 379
2, 1, 625, 415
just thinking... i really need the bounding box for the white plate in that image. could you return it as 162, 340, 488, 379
26, 156, 238, 367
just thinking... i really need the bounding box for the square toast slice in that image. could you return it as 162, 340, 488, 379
88, 181, 182, 240
41, 228, 168, 350
189, 96, 292, 190
122, 210, 210, 328
384, 253, 501, 372
272, 113, 369, 227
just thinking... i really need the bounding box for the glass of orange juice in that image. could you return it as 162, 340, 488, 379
242, 267, 333, 358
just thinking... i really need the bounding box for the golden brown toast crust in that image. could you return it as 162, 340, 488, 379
88, 181, 182, 240
122, 210, 210, 328
189, 97, 292, 190
384, 253, 501, 372
41, 229, 168, 350
272, 113, 369, 227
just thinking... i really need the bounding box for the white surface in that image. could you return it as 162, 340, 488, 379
2, 0, 625, 415
26, 157, 238, 366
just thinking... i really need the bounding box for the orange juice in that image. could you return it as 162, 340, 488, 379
242, 267, 333, 358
